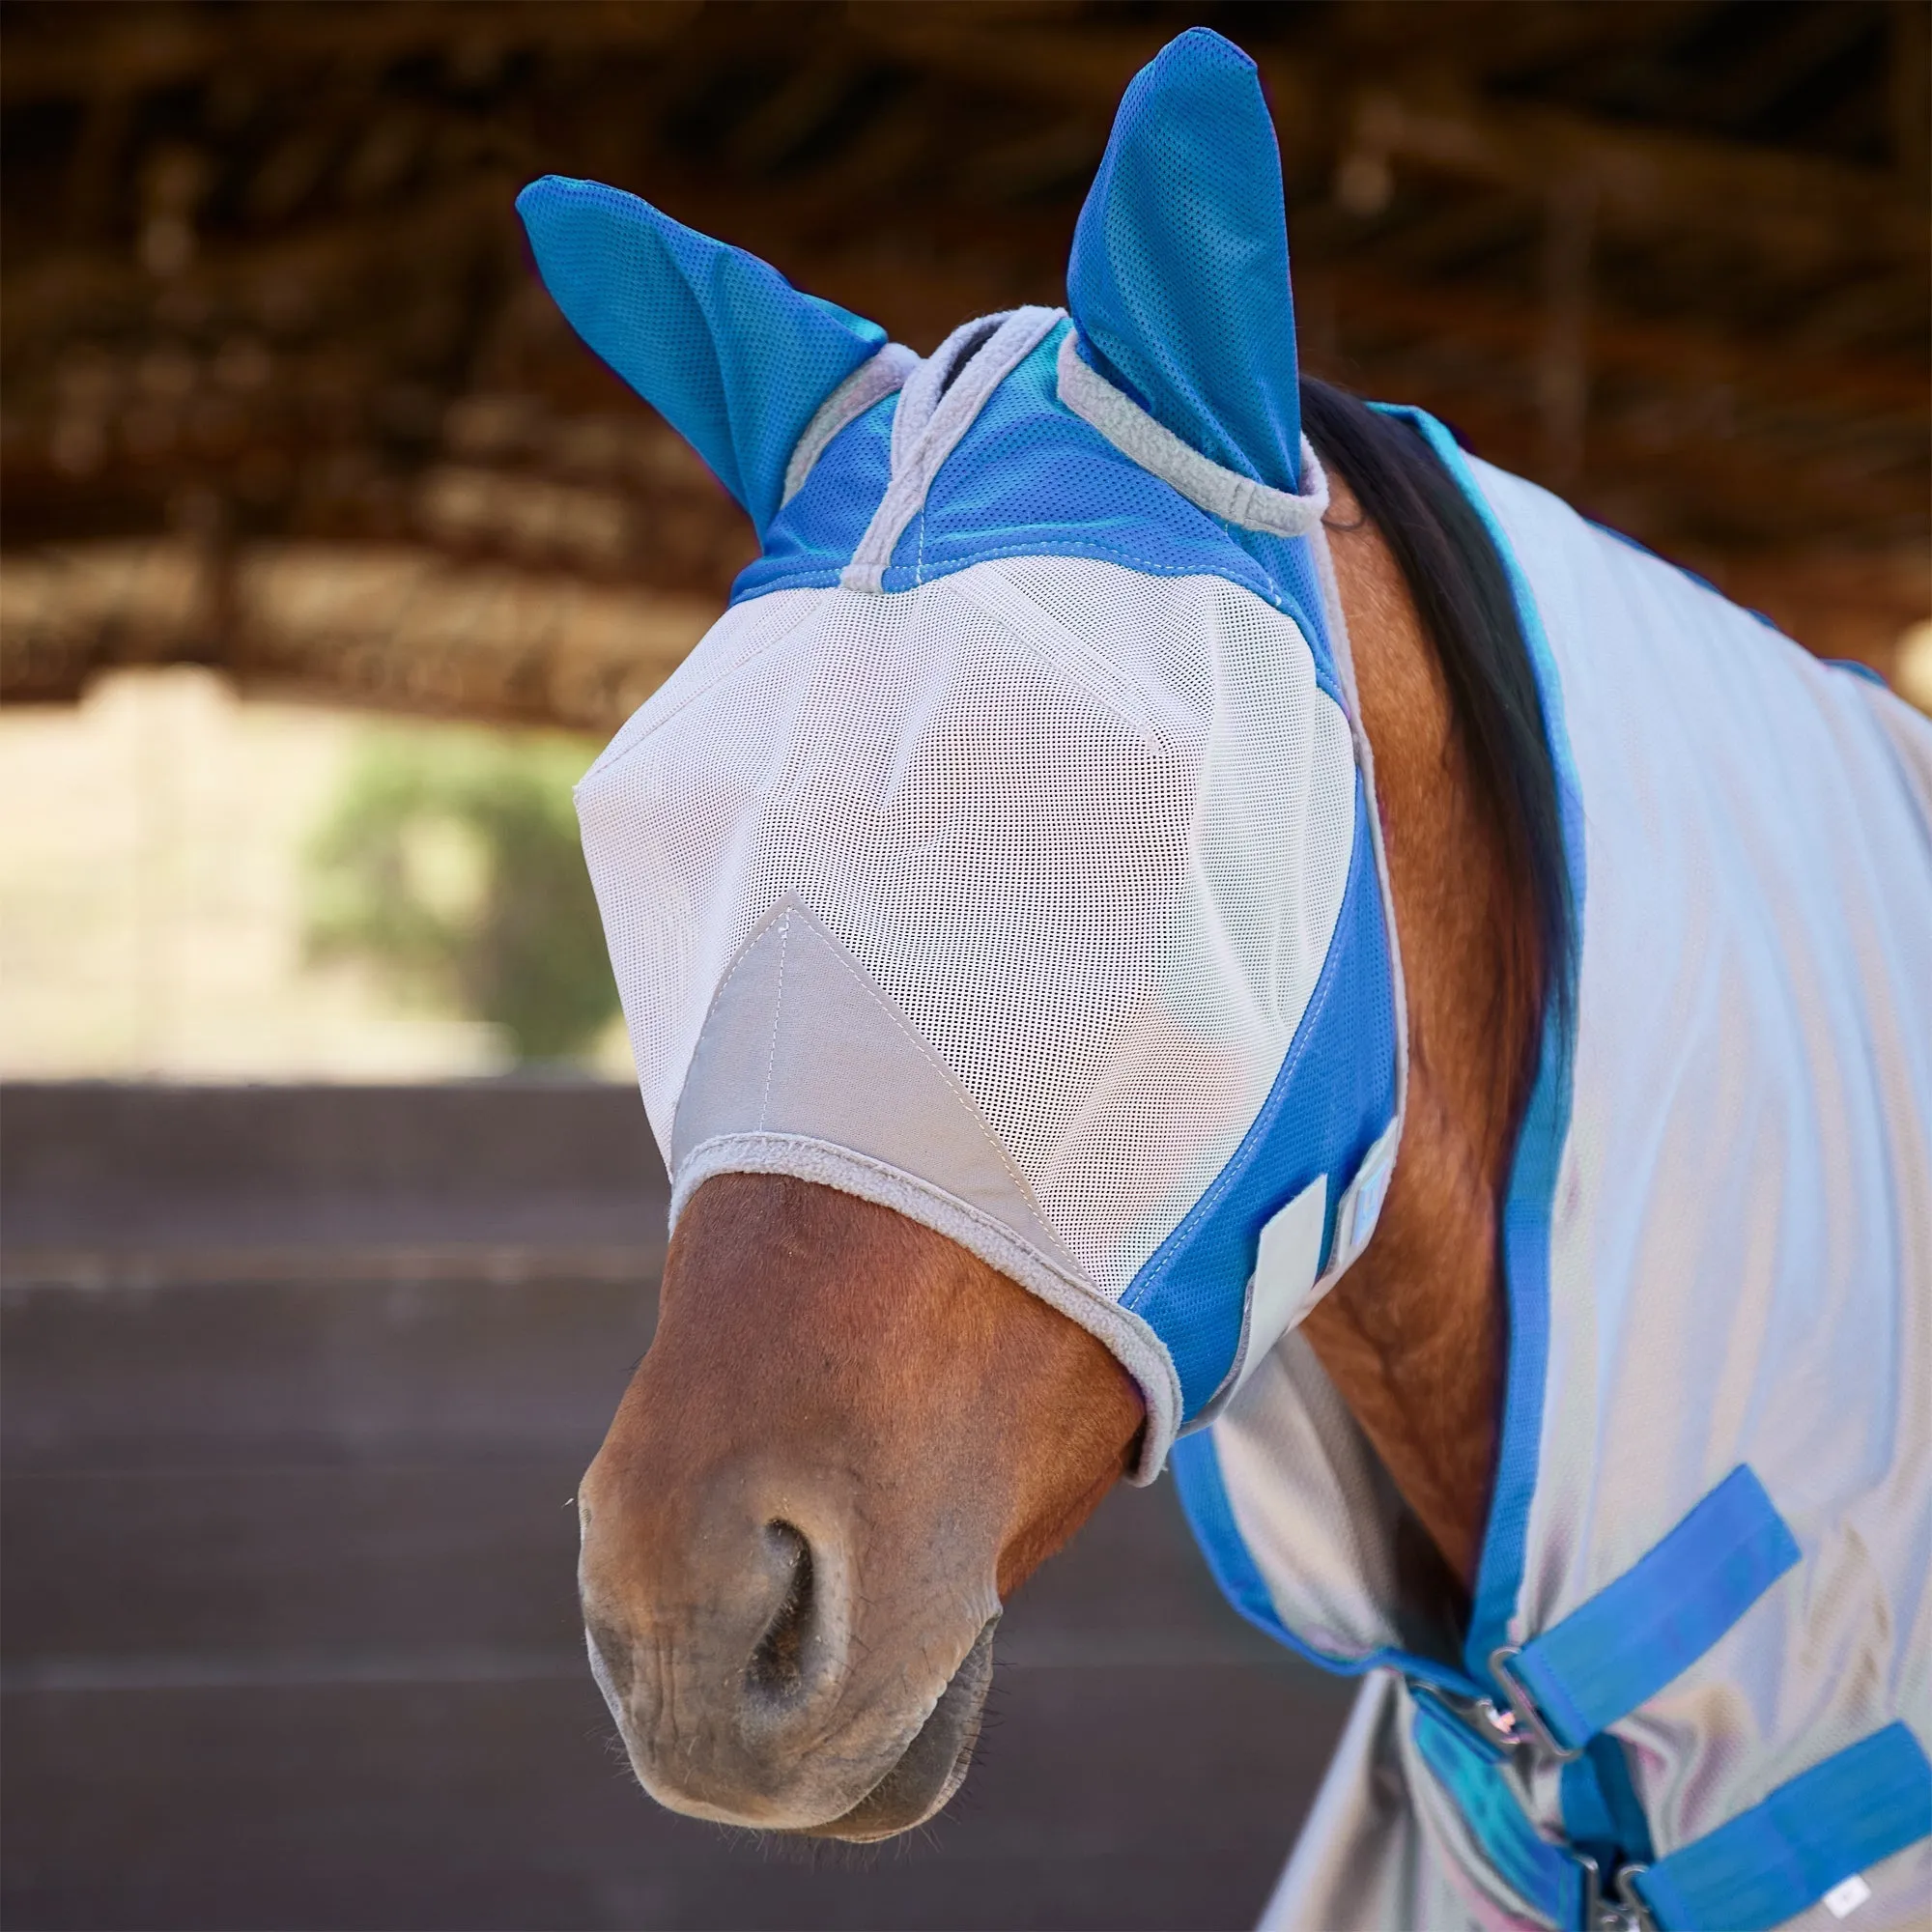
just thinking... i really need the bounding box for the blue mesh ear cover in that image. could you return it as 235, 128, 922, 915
1067, 28, 1301, 495
516, 176, 886, 537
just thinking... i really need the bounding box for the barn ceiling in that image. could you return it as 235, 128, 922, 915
3, 0, 1927, 727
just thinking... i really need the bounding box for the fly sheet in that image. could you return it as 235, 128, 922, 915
521, 26, 1932, 1930
1199, 447, 1932, 1932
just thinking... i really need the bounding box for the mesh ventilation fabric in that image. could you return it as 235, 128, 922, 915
1066, 28, 1301, 493
515, 176, 885, 536
578, 555, 1358, 1301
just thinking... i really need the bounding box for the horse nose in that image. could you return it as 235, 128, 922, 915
581, 1494, 865, 1824
583, 1515, 837, 1716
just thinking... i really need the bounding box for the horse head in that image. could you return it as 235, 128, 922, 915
518, 28, 1502, 1841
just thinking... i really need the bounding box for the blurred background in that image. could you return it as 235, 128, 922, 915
2, 4, 1927, 1928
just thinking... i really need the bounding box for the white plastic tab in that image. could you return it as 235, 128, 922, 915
1823, 1874, 1871, 1919
1330, 1116, 1400, 1276
1224, 1172, 1328, 1404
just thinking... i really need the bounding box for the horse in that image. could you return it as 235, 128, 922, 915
522, 30, 1932, 1930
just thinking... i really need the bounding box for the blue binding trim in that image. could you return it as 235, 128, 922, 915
1376, 409, 1589, 1690
1510, 1466, 1800, 1752
1631, 1723, 1932, 1932
1828, 658, 1889, 689
1170, 407, 1585, 1717
1124, 776, 1398, 1418
1171, 1430, 1485, 1697
1169, 1428, 1295, 1650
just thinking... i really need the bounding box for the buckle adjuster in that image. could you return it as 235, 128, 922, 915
1489, 1643, 1585, 1761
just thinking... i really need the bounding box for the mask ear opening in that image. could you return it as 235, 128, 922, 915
1056, 329, 1328, 537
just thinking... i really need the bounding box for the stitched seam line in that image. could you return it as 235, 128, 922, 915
585, 595, 823, 776
861, 539, 1292, 593
831, 943, 1045, 1215
755, 913, 790, 1129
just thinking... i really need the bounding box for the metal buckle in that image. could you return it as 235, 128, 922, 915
1613, 1864, 1656, 1931
1579, 1855, 1658, 1932
1407, 1676, 1525, 1754
1472, 1694, 1525, 1751
1489, 1643, 1585, 1762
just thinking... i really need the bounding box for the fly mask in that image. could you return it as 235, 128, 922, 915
520, 28, 1406, 1473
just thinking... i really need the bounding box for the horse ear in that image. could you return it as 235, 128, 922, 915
516, 177, 887, 537
1066, 29, 1301, 493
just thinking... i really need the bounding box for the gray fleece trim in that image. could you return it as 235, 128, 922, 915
841, 307, 1066, 595
781, 342, 921, 506
1055, 329, 1330, 537
670, 1129, 1181, 1483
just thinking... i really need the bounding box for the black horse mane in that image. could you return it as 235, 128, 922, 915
1299, 379, 1575, 1031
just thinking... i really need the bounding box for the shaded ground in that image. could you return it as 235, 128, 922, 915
2, 1083, 1352, 1932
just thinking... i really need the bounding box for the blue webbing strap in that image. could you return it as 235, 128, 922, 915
1412, 1697, 1655, 1930
1630, 1722, 1932, 1932
1562, 1736, 1656, 1875
1411, 1694, 1583, 1928
1507, 1466, 1800, 1753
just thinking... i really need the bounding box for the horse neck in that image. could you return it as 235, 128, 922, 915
1297, 472, 1542, 1593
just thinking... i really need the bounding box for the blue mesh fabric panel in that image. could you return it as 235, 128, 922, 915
516, 176, 884, 537
1124, 776, 1399, 1417
743, 394, 896, 586
1066, 28, 1301, 495
736, 327, 1345, 711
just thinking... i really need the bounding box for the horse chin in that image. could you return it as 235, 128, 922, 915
795, 1616, 999, 1843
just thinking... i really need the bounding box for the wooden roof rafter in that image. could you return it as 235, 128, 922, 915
2, 0, 1924, 725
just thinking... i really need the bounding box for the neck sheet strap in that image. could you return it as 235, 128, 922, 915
1410, 1465, 1931, 1928
1490, 1464, 1800, 1758
1628, 1724, 1931, 1932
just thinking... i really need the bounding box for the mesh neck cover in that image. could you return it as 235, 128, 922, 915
534, 29, 1406, 1475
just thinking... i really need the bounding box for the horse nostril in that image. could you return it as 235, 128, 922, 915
746, 1519, 814, 1706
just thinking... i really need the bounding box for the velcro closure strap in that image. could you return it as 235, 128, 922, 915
1504, 1465, 1799, 1753
1629, 1722, 1931, 1932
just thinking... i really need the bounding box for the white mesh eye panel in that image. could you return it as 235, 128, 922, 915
577, 555, 1358, 1298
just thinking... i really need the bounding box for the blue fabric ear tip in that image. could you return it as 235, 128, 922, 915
515, 175, 885, 537
1066, 29, 1302, 495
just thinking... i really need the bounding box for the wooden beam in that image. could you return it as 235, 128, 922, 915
850, 12, 1926, 272
0, 1, 700, 102
1343, 82, 1927, 267
0, 536, 717, 731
